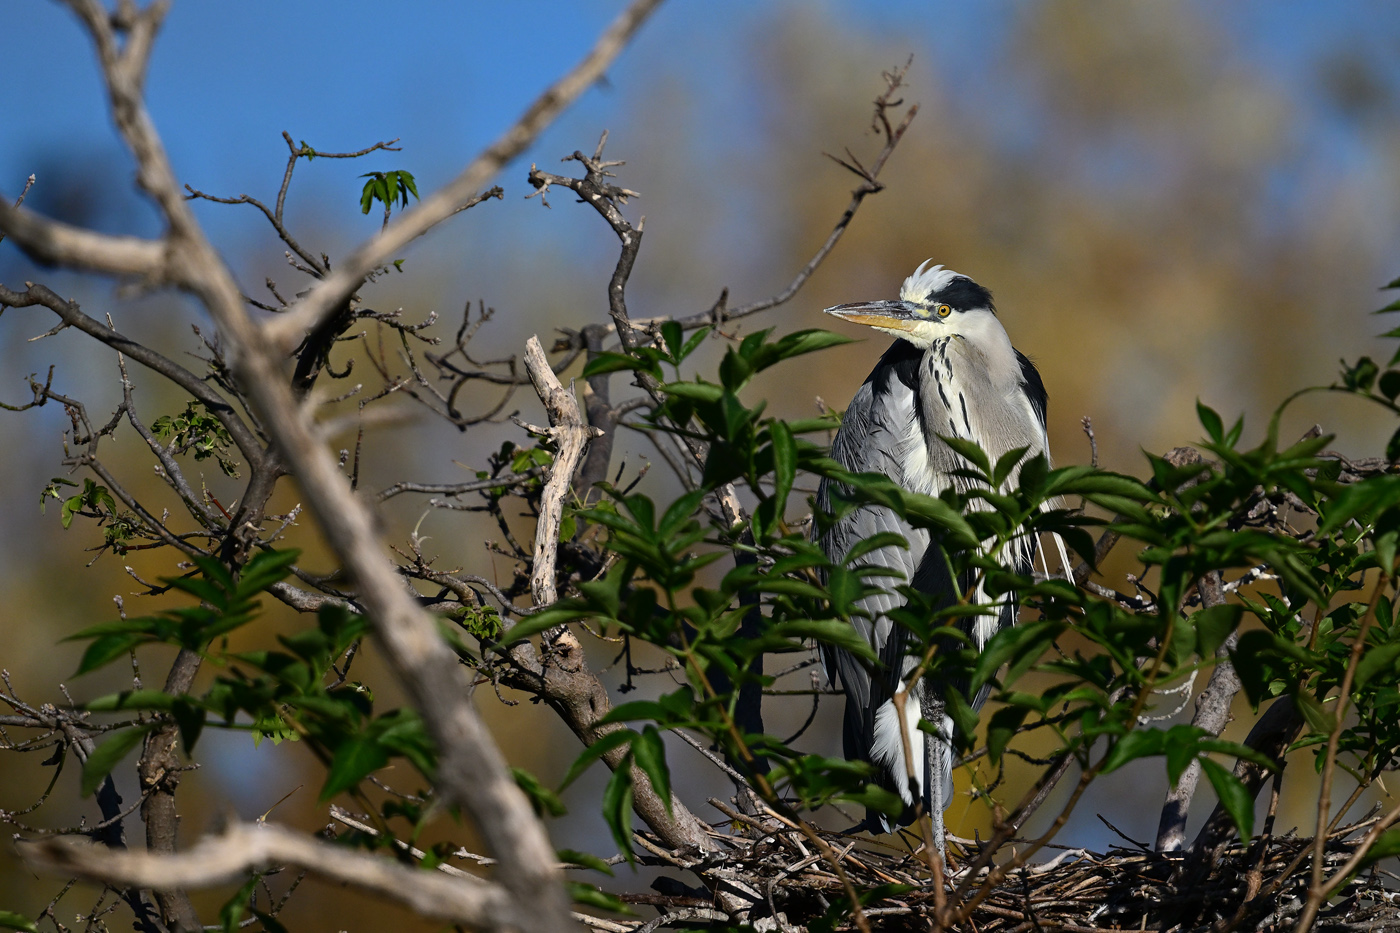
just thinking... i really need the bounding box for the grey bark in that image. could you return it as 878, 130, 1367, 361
1156, 572, 1241, 851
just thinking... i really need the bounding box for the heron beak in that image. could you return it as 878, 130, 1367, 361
823, 300, 922, 333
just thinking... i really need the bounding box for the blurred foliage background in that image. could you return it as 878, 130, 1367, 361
5, 1, 1400, 927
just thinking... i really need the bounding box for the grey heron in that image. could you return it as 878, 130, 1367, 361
815, 261, 1062, 844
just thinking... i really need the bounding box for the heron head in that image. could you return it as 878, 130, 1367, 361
824, 261, 998, 349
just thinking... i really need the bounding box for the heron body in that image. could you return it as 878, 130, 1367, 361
816, 262, 1055, 839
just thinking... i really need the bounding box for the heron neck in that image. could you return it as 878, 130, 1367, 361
931, 324, 1021, 393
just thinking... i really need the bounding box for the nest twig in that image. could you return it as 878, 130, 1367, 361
602, 810, 1400, 932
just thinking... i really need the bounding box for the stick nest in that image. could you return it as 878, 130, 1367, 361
619, 809, 1400, 932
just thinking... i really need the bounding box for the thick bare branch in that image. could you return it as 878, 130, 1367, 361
496, 651, 720, 854
32, 4, 578, 930
23, 822, 533, 932
194, 291, 576, 933
1191, 696, 1303, 854
264, 0, 665, 352
509, 336, 717, 853
327, 806, 634, 933
1155, 572, 1240, 852
522, 335, 601, 607
62, 0, 191, 238
0, 199, 167, 278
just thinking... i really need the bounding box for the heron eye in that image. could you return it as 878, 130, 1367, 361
936, 304, 952, 318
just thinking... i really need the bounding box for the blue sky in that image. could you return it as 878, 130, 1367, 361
10, 2, 1395, 233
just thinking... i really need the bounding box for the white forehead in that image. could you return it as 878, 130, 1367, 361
898, 260, 965, 302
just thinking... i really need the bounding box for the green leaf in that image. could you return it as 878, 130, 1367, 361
842, 531, 909, 565
718, 347, 753, 390
172, 699, 206, 755
992, 445, 1029, 488
559, 729, 635, 791
236, 548, 301, 599
986, 705, 1030, 765
1197, 400, 1225, 444
583, 352, 648, 378
1200, 757, 1253, 839
220, 875, 260, 933
659, 320, 683, 360
1354, 641, 1400, 690
557, 848, 615, 876
501, 604, 587, 645
1294, 690, 1335, 735
0, 912, 38, 933
766, 329, 854, 365
658, 489, 705, 538
1195, 738, 1279, 773
1098, 729, 1164, 775
85, 689, 177, 712
773, 619, 877, 662
937, 435, 991, 478
567, 883, 633, 915
630, 727, 672, 816
1379, 371, 1400, 401
320, 735, 390, 801
60, 495, 80, 529
970, 619, 1062, 695
838, 784, 905, 819
660, 380, 723, 403
601, 762, 635, 859
513, 766, 567, 818
82, 724, 156, 797
770, 420, 797, 514
902, 493, 979, 549
1357, 827, 1400, 869
1318, 475, 1400, 534
1342, 356, 1379, 392
249, 911, 288, 933
943, 689, 979, 752
1050, 470, 1157, 502
1193, 604, 1243, 659
75, 633, 147, 675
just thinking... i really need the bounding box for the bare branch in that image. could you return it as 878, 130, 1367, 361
184, 185, 327, 278
0, 173, 36, 248
23, 822, 534, 932
654, 59, 917, 334
326, 806, 633, 933
0, 200, 167, 278
377, 468, 542, 502
186, 133, 404, 281
0, 282, 265, 465
29, 3, 580, 929
265, 0, 666, 352
521, 335, 601, 608
529, 138, 644, 351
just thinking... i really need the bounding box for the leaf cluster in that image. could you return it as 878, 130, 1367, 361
358, 170, 419, 217
69, 550, 438, 807
152, 400, 241, 478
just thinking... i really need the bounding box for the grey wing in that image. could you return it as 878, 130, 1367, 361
816, 377, 937, 763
